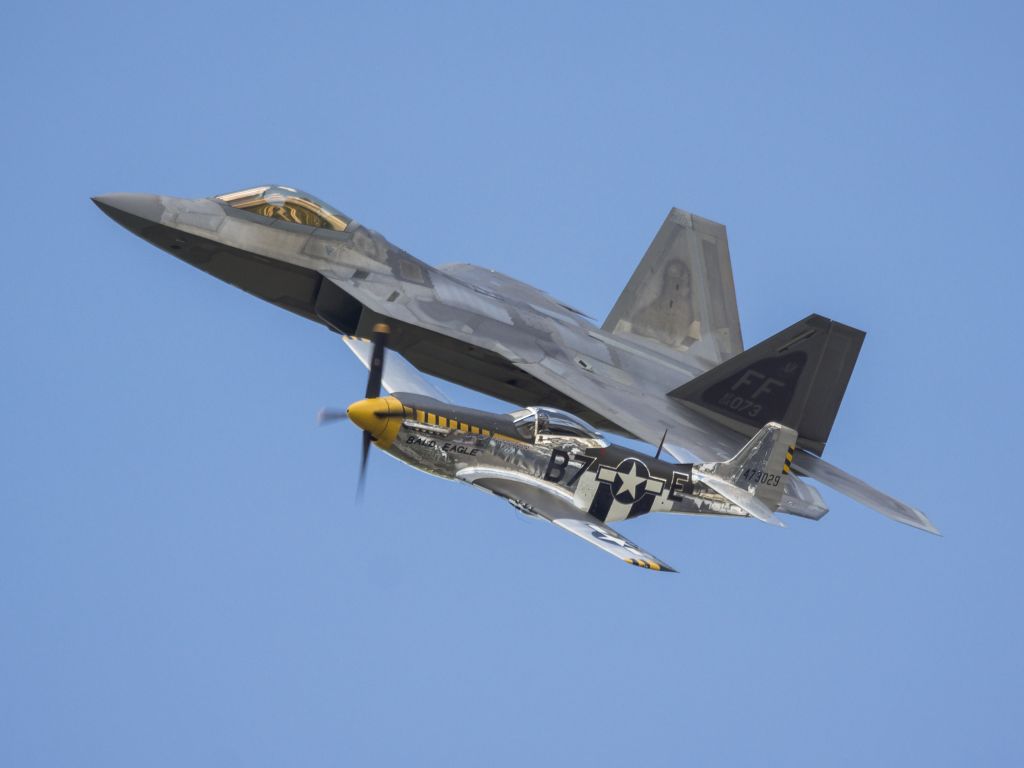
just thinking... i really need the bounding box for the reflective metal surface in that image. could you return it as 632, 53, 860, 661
94, 188, 937, 536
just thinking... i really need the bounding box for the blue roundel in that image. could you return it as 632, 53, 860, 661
610, 458, 651, 504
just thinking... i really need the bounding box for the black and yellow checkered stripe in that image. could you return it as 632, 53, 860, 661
402, 405, 521, 443
782, 445, 795, 475
625, 558, 674, 572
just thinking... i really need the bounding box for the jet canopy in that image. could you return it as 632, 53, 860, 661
510, 407, 604, 441
215, 185, 351, 231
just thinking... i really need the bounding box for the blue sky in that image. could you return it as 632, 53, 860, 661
2, 2, 1021, 765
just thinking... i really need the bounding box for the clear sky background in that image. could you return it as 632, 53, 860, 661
2, 2, 1021, 765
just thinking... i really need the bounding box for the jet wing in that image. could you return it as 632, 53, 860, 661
457, 468, 676, 572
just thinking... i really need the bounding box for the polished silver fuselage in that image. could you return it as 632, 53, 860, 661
380, 401, 743, 524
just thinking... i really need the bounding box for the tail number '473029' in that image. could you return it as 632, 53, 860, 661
741, 468, 780, 487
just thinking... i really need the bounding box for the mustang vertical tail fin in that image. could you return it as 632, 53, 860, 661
705, 422, 797, 508
693, 422, 798, 526
667, 314, 864, 455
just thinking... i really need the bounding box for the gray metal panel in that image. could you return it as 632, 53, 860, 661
793, 453, 939, 534
602, 208, 743, 368
666, 314, 866, 455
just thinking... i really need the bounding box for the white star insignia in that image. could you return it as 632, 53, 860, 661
615, 463, 646, 501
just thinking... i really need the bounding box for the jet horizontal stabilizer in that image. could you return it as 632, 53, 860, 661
794, 452, 940, 534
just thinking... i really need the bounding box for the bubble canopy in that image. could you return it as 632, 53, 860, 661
509, 407, 604, 441
215, 185, 350, 231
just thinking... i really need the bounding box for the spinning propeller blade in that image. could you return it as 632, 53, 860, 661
358, 323, 391, 494
358, 430, 372, 500
317, 322, 391, 499
364, 323, 389, 399
316, 408, 348, 426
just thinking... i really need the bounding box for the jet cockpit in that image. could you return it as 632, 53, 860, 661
215, 185, 351, 231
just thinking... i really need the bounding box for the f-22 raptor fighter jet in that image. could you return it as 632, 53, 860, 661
93, 184, 938, 567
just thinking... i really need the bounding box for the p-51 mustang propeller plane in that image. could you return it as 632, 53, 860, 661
93, 185, 938, 571
324, 323, 803, 572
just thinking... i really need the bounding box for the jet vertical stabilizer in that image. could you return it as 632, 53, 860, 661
603, 208, 743, 368
667, 315, 864, 456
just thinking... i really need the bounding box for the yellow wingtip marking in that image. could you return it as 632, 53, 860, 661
625, 558, 660, 570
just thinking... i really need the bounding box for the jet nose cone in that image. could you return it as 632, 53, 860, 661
346, 396, 404, 447
92, 193, 165, 233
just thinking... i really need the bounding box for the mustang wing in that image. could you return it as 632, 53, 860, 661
549, 517, 677, 572
342, 336, 451, 402
457, 468, 676, 572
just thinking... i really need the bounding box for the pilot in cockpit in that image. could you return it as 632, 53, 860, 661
534, 411, 550, 441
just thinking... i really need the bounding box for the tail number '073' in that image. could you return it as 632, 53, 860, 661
741, 468, 781, 487
718, 391, 763, 418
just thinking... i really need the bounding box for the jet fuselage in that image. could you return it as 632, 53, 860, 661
92, 190, 713, 439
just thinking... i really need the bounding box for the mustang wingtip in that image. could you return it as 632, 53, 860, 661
626, 558, 678, 573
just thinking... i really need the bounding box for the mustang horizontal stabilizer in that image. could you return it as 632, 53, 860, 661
696, 475, 783, 526
667, 314, 864, 455
603, 208, 743, 368
459, 468, 676, 572
778, 476, 829, 520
